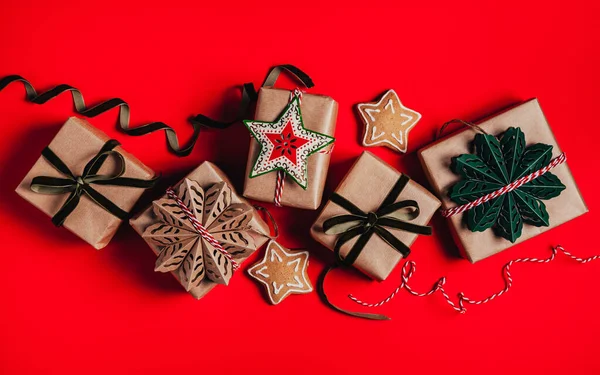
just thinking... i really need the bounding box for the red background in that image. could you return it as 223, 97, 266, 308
1, 1, 599, 374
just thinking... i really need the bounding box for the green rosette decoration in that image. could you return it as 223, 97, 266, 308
448, 127, 566, 243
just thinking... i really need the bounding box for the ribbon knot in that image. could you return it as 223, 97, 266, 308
317, 174, 434, 320
30, 139, 158, 227
322, 175, 432, 267
365, 212, 378, 228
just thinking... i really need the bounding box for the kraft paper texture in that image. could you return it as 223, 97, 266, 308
16, 117, 155, 249
243, 87, 338, 210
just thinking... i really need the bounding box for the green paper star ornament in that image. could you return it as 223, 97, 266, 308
448, 127, 566, 243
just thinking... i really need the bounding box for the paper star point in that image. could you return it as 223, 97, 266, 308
247, 240, 313, 304
244, 95, 335, 189
357, 89, 421, 153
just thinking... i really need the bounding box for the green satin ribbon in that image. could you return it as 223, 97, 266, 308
317, 174, 433, 320
30, 139, 158, 227
0, 65, 314, 157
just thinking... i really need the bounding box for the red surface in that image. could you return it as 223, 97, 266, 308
1, 2, 599, 374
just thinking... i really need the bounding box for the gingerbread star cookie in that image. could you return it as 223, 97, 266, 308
248, 240, 313, 304
357, 89, 421, 153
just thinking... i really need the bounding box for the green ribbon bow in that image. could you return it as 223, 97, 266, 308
318, 174, 432, 320
30, 139, 158, 227
323, 174, 432, 263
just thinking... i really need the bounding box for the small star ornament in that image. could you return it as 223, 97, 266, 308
357, 89, 421, 153
247, 240, 313, 304
243, 92, 335, 189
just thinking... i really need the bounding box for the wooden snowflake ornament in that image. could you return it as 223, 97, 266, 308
357, 89, 421, 153
243, 92, 335, 189
248, 240, 313, 304
142, 179, 256, 289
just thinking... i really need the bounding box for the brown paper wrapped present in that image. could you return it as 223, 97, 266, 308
16, 117, 156, 249
311, 151, 441, 281
243, 87, 338, 209
130, 161, 271, 299
418, 99, 588, 263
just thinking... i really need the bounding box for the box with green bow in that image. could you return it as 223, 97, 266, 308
16, 117, 157, 249
311, 151, 440, 281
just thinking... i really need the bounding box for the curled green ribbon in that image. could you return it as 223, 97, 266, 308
317, 174, 433, 320
0, 65, 314, 157
30, 139, 158, 226
0, 76, 208, 157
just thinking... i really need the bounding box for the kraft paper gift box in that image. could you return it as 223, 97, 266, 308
130, 161, 271, 299
16, 117, 156, 249
418, 98, 588, 263
243, 87, 338, 210
310, 151, 440, 281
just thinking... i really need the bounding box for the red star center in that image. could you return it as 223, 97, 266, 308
265, 120, 310, 166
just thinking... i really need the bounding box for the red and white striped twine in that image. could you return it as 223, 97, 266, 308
319, 143, 335, 154
272, 145, 333, 207
274, 170, 285, 207
442, 153, 567, 218
272, 89, 302, 208
271, 88, 334, 207
349, 245, 600, 313
166, 188, 239, 270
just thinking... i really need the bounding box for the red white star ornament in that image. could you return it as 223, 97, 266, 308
243, 93, 335, 189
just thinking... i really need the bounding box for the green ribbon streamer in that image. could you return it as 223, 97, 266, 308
30, 139, 158, 227
317, 174, 433, 320
0, 75, 208, 157
0, 65, 314, 157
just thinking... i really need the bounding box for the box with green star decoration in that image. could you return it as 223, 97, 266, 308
243, 87, 338, 210
419, 99, 588, 263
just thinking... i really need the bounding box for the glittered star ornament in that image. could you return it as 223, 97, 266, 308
357, 89, 422, 153
247, 240, 313, 305
244, 94, 335, 189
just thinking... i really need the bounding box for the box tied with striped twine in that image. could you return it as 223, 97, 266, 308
243, 66, 336, 209
346, 118, 595, 314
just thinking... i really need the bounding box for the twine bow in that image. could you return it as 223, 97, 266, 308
317, 174, 433, 320
30, 139, 157, 226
